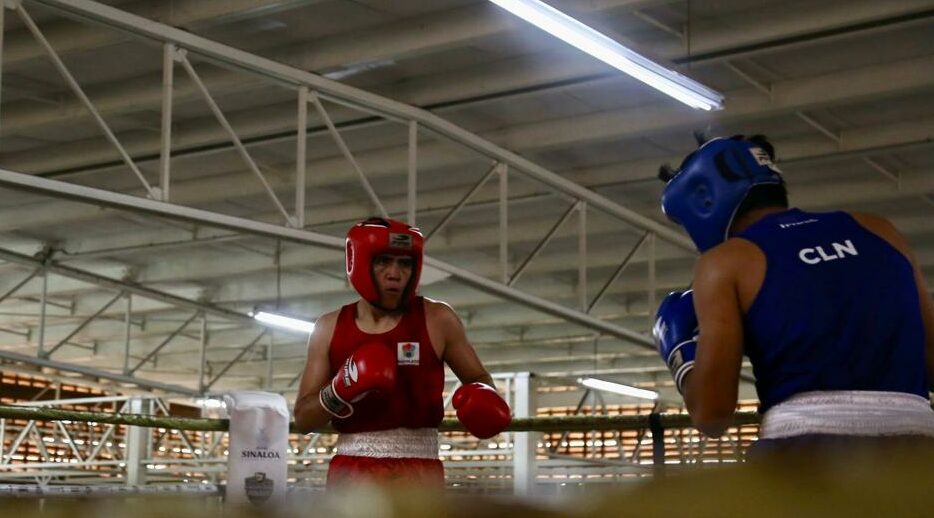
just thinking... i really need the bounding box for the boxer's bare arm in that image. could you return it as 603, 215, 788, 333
293, 311, 339, 433
685, 241, 749, 437
851, 212, 934, 387
427, 300, 494, 388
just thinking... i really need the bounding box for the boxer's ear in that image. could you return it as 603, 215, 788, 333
747, 134, 775, 160
658, 164, 677, 182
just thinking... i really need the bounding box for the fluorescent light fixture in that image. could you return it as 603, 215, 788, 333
252, 310, 316, 334
489, 0, 724, 110
578, 377, 659, 400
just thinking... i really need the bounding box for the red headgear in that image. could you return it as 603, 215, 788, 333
346, 217, 424, 308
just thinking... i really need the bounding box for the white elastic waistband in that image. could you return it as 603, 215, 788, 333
335, 428, 439, 459
760, 391, 934, 440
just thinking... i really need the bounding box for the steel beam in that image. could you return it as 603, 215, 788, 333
125, 397, 150, 486
588, 232, 649, 314
408, 120, 417, 225
499, 163, 508, 284
512, 372, 536, 496
425, 161, 498, 240
122, 293, 132, 374
36, 266, 48, 357
127, 311, 201, 375
647, 233, 657, 328
0, 236, 258, 326
15, 3, 155, 198
508, 201, 578, 287
178, 51, 291, 224
0, 268, 41, 304
296, 86, 308, 228
203, 331, 266, 390
0, 168, 653, 346
44, 290, 125, 357
159, 43, 175, 202
308, 91, 387, 218
0, 349, 199, 395
197, 315, 207, 394
425, 257, 653, 347
0, 3, 5, 132
578, 202, 587, 312
25, 0, 694, 251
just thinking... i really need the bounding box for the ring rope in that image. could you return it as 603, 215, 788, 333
0, 404, 762, 433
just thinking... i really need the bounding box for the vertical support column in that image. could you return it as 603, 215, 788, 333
407, 120, 417, 225
649, 411, 665, 478
0, 3, 6, 132
512, 372, 536, 496
498, 163, 508, 284
198, 315, 207, 394
122, 294, 132, 374
125, 397, 152, 486
295, 87, 308, 228
647, 232, 656, 327
159, 43, 175, 202
36, 266, 48, 358
578, 201, 587, 312
265, 334, 274, 389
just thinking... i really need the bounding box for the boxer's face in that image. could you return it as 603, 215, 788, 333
372, 254, 414, 309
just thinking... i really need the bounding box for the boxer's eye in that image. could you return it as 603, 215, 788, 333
374, 255, 414, 270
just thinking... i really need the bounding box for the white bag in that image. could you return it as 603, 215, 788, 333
223, 391, 289, 506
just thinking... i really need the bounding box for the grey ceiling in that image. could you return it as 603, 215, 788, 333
0, 0, 931, 407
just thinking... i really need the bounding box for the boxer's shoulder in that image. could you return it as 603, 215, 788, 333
316, 309, 340, 329
311, 310, 340, 344
848, 212, 911, 256
422, 298, 459, 323
695, 237, 767, 312
695, 238, 761, 277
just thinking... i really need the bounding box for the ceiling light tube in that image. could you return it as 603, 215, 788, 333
578, 377, 659, 400
489, 0, 724, 110
252, 311, 316, 334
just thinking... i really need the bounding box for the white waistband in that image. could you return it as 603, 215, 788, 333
760, 391, 934, 440
335, 428, 439, 459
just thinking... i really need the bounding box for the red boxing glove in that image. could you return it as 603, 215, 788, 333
319, 342, 396, 419
453, 382, 511, 439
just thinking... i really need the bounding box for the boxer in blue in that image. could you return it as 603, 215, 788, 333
652, 134, 934, 457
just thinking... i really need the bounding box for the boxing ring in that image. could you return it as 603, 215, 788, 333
1, 399, 931, 518
0, 395, 762, 495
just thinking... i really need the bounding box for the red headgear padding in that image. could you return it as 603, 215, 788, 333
346, 217, 424, 308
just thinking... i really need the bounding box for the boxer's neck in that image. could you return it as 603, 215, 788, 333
730, 206, 787, 236
355, 299, 403, 333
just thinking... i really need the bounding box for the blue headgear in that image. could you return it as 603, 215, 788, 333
660, 135, 783, 252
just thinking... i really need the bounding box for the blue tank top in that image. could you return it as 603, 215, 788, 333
737, 208, 929, 412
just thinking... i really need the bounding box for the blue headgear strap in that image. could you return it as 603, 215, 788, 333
660, 135, 783, 252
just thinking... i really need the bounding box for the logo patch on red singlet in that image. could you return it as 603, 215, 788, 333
397, 342, 419, 365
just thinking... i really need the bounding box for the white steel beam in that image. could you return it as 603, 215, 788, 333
159, 43, 175, 202
0, 168, 654, 347
177, 50, 292, 224
0, 349, 199, 395
10, 0, 924, 138
308, 91, 387, 218
23, 0, 693, 250
15, 3, 156, 198
512, 372, 536, 495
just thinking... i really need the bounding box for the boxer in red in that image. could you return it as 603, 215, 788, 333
294, 217, 511, 487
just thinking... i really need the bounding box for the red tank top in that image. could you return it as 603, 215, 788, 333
328, 297, 444, 432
